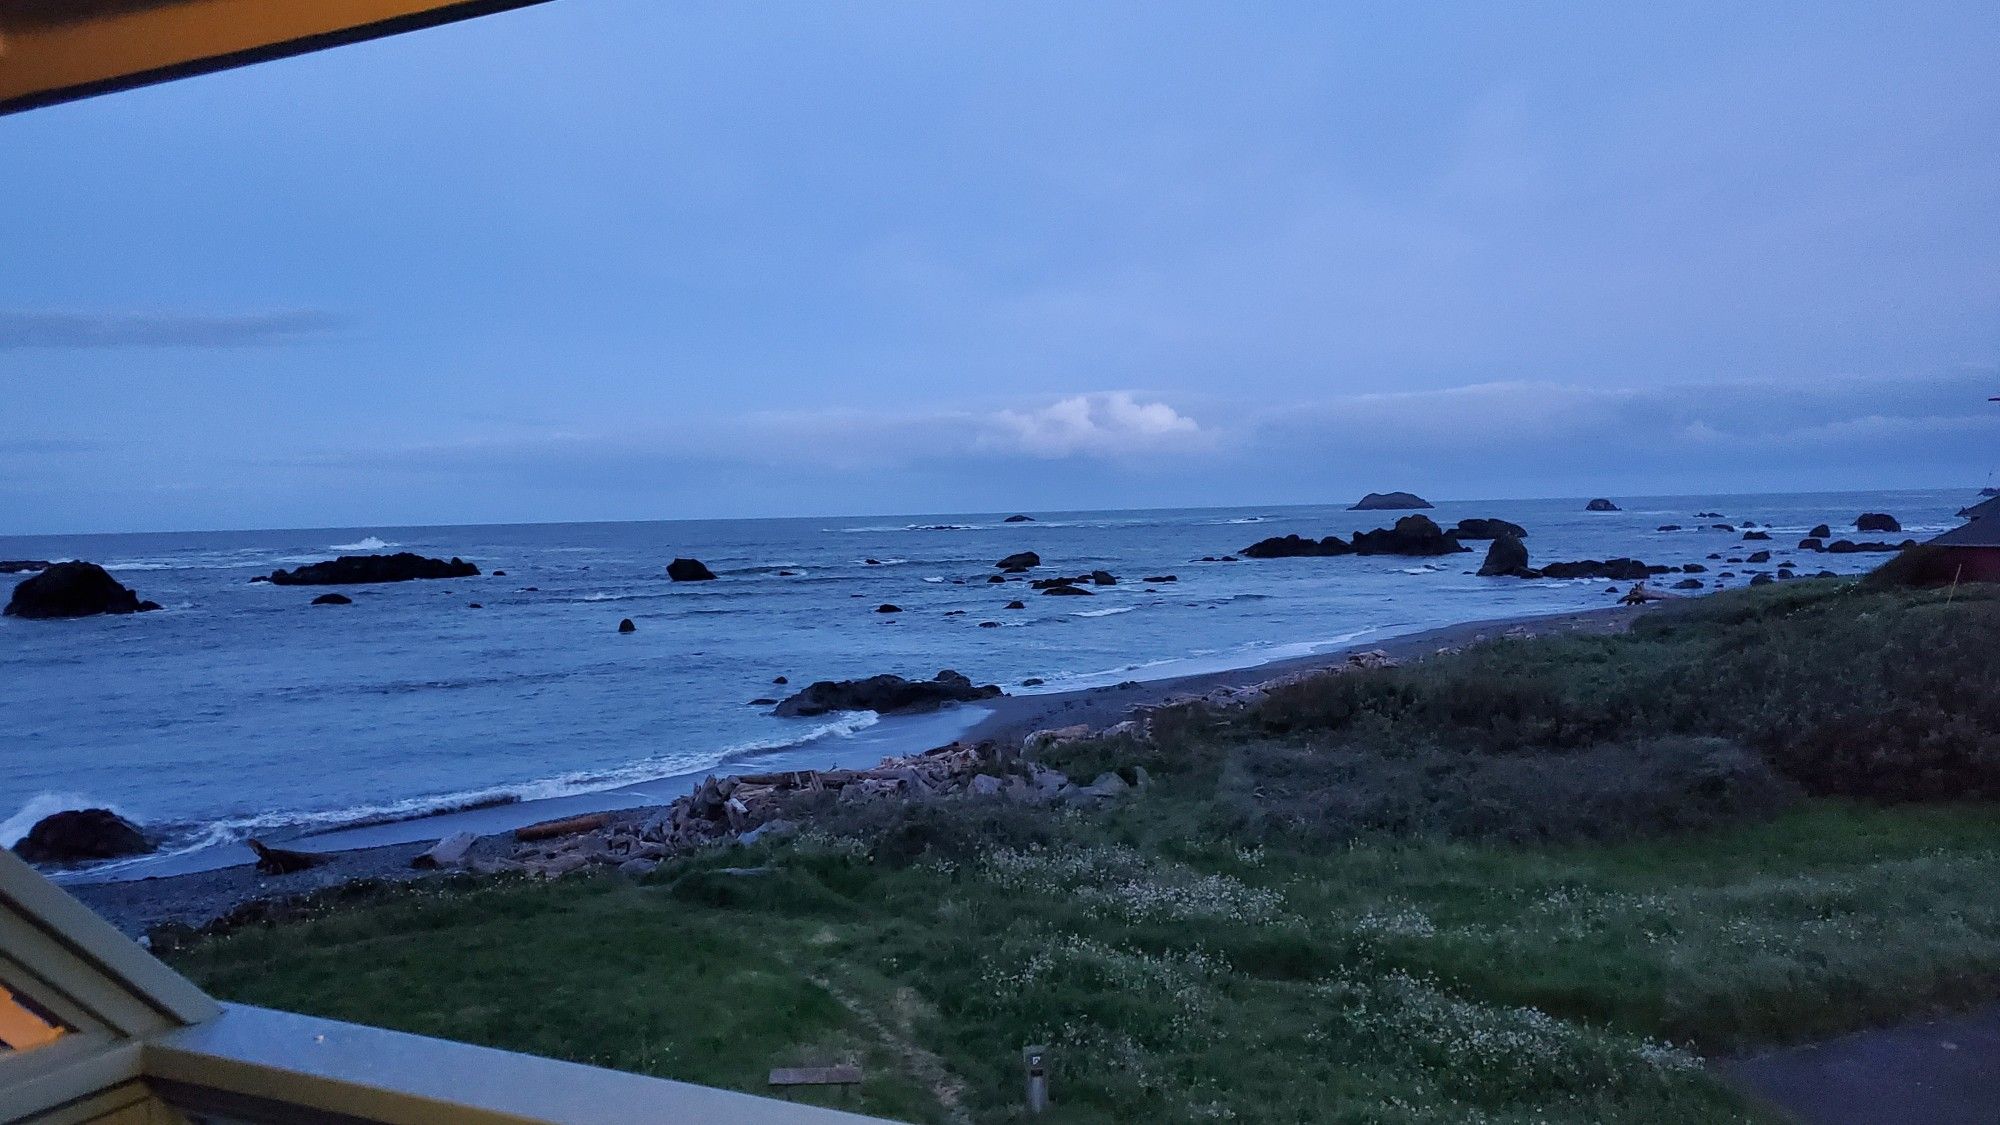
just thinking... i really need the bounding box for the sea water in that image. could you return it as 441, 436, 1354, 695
0, 488, 1973, 865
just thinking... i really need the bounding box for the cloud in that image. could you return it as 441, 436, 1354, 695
0, 310, 342, 349
980, 392, 1205, 457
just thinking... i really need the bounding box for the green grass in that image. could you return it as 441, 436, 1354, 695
171, 802, 2000, 1123
167, 582, 2000, 1123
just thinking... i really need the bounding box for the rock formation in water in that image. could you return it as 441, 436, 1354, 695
268, 553, 479, 586
5, 561, 161, 618
666, 557, 718, 582
11, 809, 153, 863
773, 670, 1002, 717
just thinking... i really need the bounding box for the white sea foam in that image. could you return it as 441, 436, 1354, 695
57, 713, 886, 876
1074, 605, 1138, 618
1, 792, 131, 847
329, 536, 395, 551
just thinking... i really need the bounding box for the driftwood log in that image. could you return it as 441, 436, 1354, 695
514, 813, 610, 843
248, 839, 322, 875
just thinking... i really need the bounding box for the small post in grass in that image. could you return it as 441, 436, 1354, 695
1023, 1044, 1050, 1114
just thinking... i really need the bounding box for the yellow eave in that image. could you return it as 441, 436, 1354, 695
0, 0, 554, 116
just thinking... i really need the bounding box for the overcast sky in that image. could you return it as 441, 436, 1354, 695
4, 1, 1997, 534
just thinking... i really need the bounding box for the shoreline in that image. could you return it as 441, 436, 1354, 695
65, 601, 1651, 936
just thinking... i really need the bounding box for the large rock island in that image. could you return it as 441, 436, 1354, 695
5, 561, 161, 618
265, 553, 480, 585
774, 670, 1002, 717
1348, 491, 1432, 511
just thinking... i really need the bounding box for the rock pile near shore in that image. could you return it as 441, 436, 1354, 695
772, 670, 1002, 717
12, 808, 154, 863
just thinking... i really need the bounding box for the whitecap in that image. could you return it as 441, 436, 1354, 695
1074, 605, 1138, 618
329, 536, 395, 551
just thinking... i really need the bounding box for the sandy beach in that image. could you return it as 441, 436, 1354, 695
66, 601, 1651, 937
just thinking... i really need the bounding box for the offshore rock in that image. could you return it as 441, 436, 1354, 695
666, 557, 717, 582
1351, 516, 1468, 557
1349, 491, 1431, 510
5, 561, 161, 618
268, 553, 478, 586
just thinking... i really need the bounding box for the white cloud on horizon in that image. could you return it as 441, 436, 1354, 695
981, 392, 1205, 458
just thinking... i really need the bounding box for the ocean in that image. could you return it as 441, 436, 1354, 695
0, 488, 1974, 873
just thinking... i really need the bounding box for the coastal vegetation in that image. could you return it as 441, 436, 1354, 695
167, 579, 2000, 1123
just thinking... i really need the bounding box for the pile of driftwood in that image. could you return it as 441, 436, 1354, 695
479, 737, 1151, 881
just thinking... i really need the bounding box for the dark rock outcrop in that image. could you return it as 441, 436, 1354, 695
1242, 534, 1353, 559
1746, 550, 1772, 564
5, 561, 160, 618
995, 551, 1042, 570
311, 593, 352, 606
0, 560, 52, 574
1742, 531, 1771, 541
1827, 539, 1917, 554
12, 809, 152, 864
1005, 600, 1026, 609
773, 670, 1001, 717
1798, 538, 1825, 551
1349, 491, 1432, 510
876, 604, 902, 614
1351, 516, 1467, 557
1855, 513, 1901, 533
1586, 498, 1620, 512
1809, 524, 1832, 539
1539, 558, 1671, 581
1142, 575, 1177, 583
1089, 570, 1117, 586
618, 618, 636, 633
1477, 535, 1533, 578
1448, 518, 1528, 540
268, 553, 478, 586
1673, 578, 1704, 590
666, 558, 717, 582
1042, 584, 1094, 596
1003, 514, 1035, 522
1657, 525, 1682, 532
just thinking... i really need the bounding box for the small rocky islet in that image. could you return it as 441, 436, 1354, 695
263, 553, 479, 585
5, 560, 161, 618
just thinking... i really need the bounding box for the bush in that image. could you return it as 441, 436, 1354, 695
1231, 583, 2000, 803
1218, 736, 1793, 846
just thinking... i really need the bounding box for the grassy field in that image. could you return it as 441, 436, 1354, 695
168, 581, 2000, 1123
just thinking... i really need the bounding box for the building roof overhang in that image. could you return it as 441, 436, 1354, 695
0, 0, 554, 115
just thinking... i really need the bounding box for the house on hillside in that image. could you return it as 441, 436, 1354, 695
1924, 496, 2000, 582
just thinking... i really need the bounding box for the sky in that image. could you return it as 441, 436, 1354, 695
3, 1, 1997, 534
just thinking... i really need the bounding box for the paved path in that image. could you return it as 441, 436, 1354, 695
1723, 1005, 2000, 1124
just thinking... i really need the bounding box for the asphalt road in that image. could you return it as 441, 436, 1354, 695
1724, 1005, 2000, 1124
